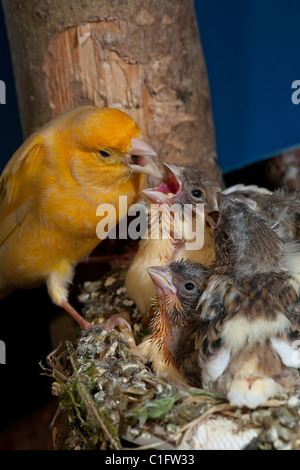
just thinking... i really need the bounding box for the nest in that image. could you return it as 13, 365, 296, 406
44, 267, 300, 450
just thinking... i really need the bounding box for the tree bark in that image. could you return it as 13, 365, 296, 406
3, 0, 222, 183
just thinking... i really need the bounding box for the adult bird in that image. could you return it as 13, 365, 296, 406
0, 106, 161, 330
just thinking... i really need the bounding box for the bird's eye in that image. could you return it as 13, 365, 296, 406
191, 189, 203, 198
184, 282, 195, 291
99, 149, 112, 158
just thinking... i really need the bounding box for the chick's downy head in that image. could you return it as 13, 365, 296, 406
142, 163, 220, 212
214, 192, 284, 275
253, 189, 300, 243
147, 259, 209, 362
148, 260, 209, 326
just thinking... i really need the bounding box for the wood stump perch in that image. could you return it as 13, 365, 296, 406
3, 0, 222, 183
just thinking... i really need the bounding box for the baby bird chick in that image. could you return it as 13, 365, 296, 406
139, 259, 209, 387
231, 189, 300, 286
125, 163, 220, 315
251, 188, 300, 243
197, 193, 300, 409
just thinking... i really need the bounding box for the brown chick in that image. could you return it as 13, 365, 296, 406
251, 188, 300, 242
228, 189, 300, 286
138, 259, 209, 388
196, 193, 300, 408
125, 163, 220, 316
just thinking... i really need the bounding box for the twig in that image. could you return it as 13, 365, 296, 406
69, 355, 121, 450
49, 405, 62, 430
52, 427, 57, 450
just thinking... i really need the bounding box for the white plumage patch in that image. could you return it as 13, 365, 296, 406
222, 184, 271, 196
201, 348, 231, 386
271, 338, 300, 368
227, 377, 283, 409
221, 314, 291, 355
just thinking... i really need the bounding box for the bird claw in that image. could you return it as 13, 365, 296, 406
100, 312, 143, 359
100, 313, 132, 333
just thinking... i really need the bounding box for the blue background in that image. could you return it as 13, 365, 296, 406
1, 0, 300, 174
0, 2, 22, 171
194, 0, 300, 172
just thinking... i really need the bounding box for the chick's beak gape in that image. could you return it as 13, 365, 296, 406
142, 163, 182, 203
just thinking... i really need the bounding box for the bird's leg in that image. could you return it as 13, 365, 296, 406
47, 261, 92, 331
61, 299, 92, 331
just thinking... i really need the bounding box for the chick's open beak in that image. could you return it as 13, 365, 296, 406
142, 162, 183, 203
127, 137, 162, 179
147, 266, 177, 295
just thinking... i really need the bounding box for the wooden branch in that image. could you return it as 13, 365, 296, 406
3, 0, 222, 182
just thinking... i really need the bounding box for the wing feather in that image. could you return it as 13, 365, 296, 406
0, 134, 45, 245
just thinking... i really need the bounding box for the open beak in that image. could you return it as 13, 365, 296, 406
127, 137, 162, 179
147, 266, 177, 295
142, 162, 183, 203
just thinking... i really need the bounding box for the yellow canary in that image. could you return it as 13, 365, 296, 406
0, 106, 160, 329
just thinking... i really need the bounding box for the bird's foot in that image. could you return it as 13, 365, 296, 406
61, 299, 92, 331
100, 312, 132, 332
100, 312, 142, 357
